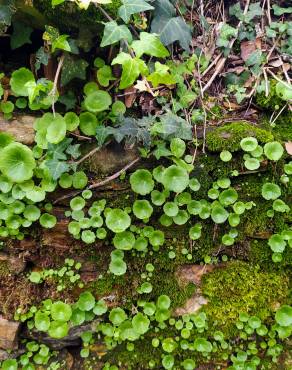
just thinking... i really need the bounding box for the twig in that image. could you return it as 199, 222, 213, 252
88, 157, 140, 190
72, 141, 111, 167
266, 69, 292, 89
51, 54, 65, 117
201, 53, 222, 77
270, 103, 288, 125
53, 157, 140, 204
96, 4, 113, 21
202, 0, 251, 94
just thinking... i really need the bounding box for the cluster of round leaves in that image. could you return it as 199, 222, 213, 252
0, 135, 57, 238
29, 258, 83, 292
130, 163, 254, 249
220, 138, 284, 171
31, 291, 107, 339
97, 295, 172, 350
100, 303, 292, 370
0, 341, 53, 370
68, 194, 107, 244
231, 307, 292, 368
267, 230, 292, 263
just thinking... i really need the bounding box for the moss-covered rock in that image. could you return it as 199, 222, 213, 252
206, 121, 273, 152
202, 261, 289, 337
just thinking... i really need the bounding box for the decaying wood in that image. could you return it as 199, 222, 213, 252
0, 253, 26, 274
22, 319, 101, 350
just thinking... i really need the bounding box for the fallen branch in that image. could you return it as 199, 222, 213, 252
53, 157, 140, 205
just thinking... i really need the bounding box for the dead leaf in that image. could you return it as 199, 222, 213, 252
223, 101, 241, 110
124, 86, 137, 108
285, 141, 292, 155
240, 38, 261, 62
269, 59, 283, 68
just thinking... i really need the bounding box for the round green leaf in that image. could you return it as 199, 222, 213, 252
51, 301, 72, 321
84, 91, 112, 113
162, 165, 189, 193
130, 169, 154, 195
0, 142, 36, 183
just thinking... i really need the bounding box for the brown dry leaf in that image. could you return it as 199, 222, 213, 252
240, 37, 261, 62
269, 59, 283, 68
285, 141, 292, 155
283, 63, 291, 73
124, 86, 137, 108
223, 101, 241, 110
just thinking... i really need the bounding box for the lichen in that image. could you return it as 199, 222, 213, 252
206, 121, 274, 152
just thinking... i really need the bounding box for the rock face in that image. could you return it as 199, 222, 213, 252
0, 115, 35, 145
174, 264, 216, 316
0, 317, 21, 350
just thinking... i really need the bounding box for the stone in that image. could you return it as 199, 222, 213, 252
0, 115, 35, 145
0, 317, 21, 350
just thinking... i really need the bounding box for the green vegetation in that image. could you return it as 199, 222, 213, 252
0, 0, 291, 369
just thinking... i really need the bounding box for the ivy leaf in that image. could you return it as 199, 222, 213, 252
48, 138, 73, 161
11, 22, 32, 49
113, 116, 153, 147
147, 62, 176, 87
244, 2, 262, 23
152, 0, 176, 18
245, 50, 262, 66
61, 55, 89, 86
52, 0, 66, 5
35, 47, 49, 71
151, 112, 192, 140
45, 159, 69, 180
153, 141, 172, 159
177, 85, 197, 107
0, 4, 14, 28
66, 144, 81, 159
118, 0, 154, 23
96, 125, 115, 147
151, 16, 192, 52
131, 32, 169, 58
97, 65, 116, 87
272, 5, 292, 16
112, 52, 148, 89
52, 34, 71, 52
101, 21, 132, 47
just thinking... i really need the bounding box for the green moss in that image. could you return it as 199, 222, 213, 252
271, 112, 292, 141
206, 121, 273, 152
256, 79, 286, 111
202, 261, 289, 337
33, 0, 121, 32
150, 271, 196, 309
